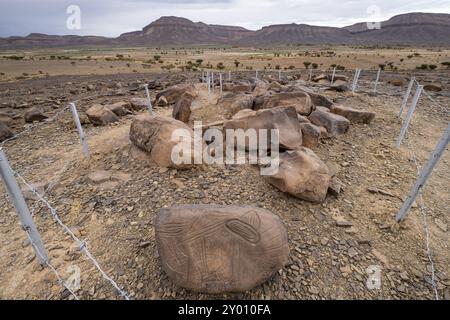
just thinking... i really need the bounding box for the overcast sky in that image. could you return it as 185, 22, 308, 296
1, 0, 450, 37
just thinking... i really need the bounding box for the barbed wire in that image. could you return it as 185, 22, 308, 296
404, 136, 440, 300
0, 105, 70, 147
25, 231, 80, 300
14, 170, 131, 300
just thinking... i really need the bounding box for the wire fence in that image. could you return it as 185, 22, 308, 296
0, 90, 135, 300
1, 68, 448, 300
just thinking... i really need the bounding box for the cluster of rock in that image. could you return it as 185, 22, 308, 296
128, 78, 377, 294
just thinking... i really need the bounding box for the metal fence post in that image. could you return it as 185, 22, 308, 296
211, 72, 214, 93
396, 85, 424, 149
352, 69, 361, 93
398, 78, 415, 118
278, 69, 282, 81
144, 84, 153, 114
228, 71, 231, 81
219, 73, 223, 95
373, 68, 381, 93
207, 74, 211, 104
0, 150, 49, 265
331, 67, 337, 84
309, 66, 313, 82
256, 70, 259, 80
69, 102, 90, 159
396, 122, 450, 222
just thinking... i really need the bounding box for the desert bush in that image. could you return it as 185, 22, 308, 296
442, 62, 450, 69
303, 61, 311, 69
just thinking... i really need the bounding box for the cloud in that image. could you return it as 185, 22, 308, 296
0, 0, 449, 37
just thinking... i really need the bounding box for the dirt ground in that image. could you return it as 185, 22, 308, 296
0, 68, 449, 300
1, 46, 449, 82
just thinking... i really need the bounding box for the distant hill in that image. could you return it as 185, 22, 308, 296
1, 12, 449, 49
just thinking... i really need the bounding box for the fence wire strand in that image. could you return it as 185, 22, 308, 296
14, 170, 131, 300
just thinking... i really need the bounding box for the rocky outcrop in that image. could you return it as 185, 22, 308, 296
155, 205, 290, 293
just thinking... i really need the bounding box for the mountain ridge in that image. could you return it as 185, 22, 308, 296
1, 12, 449, 49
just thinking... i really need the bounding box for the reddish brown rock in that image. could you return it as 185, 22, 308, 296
300, 123, 321, 148
129, 114, 198, 169
106, 101, 132, 117
330, 105, 376, 124
309, 109, 350, 137
218, 93, 254, 119
261, 91, 313, 115
130, 98, 149, 111
224, 106, 302, 151
24, 108, 48, 123
172, 93, 192, 124
0, 122, 13, 142
155, 205, 290, 294
423, 83, 442, 92
155, 84, 197, 104
86, 104, 119, 126
266, 148, 331, 203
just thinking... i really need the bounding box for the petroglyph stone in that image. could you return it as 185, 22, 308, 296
155, 205, 290, 293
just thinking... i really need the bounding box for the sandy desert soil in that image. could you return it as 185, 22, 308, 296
1, 46, 449, 82
0, 67, 449, 300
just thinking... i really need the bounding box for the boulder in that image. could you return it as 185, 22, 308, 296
261, 91, 313, 116
86, 104, 119, 126
423, 83, 442, 92
309, 109, 350, 137
252, 80, 269, 97
300, 123, 321, 148
0, 122, 13, 142
224, 83, 253, 94
172, 93, 192, 124
330, 105, 376, 124
295, 85, 334, 108
130, 98, 149, 111
297, 115, 310, 123
266, 148, 331, 203
218, 93, 254, 119
224, 106, 302, 151
0, 113, 13, 127
129, 114, 198, 169
155, 205, 290, 294
106, 101, 132, 117
268, 81, 284, 92
155, 84, 197, 104
24, 108, 48, 123
312, 74, 328, 82
327, 83, 349, 92
156, 96, 169, 107
389, 78, 404, 87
